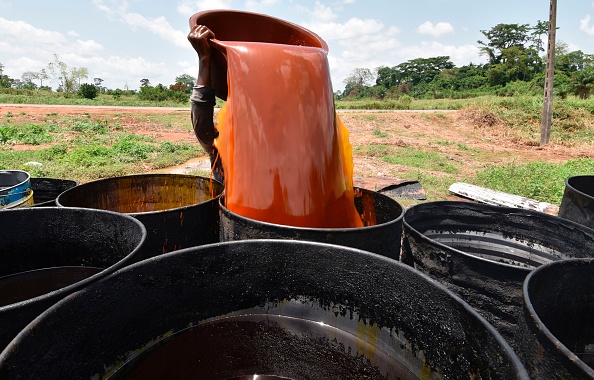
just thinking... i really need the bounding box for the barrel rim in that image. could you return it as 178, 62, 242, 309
0, 206, 147, 313
219, 187, 403, 232
0, 170, 30, 196
189, 9, 329, 52
522, 257, 594, 377
402, 200, 594, 271
0, 239, 529, 378
55, 173, 224, 216
566, 175, 594, 200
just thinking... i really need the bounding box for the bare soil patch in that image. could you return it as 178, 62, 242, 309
3, 104, 592, 181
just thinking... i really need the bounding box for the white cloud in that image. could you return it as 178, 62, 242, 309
312, 2, 338, 22
93, 0, 188, 48
176, 0, 234, 15
4, 57, 47, 79
398, 41, 482, 66
0, 17, 66, 46
72, 39, 104, 55
0, 17, 102, 61
304, 17, 384, 41
416, 21, 454, 37
580, 14, 594, 37
0, 41, 24, 55
245, 0, 280, 10
67, 30, 79, 37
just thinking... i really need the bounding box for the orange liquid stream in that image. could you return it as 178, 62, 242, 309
214, 41, 363, 228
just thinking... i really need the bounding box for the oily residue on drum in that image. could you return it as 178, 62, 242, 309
214, 41, 363, 228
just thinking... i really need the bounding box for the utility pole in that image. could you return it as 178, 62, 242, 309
540, 0, 557, 146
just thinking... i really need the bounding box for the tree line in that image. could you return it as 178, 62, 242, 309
339, 22, 594, 100
0, 55, 197, 101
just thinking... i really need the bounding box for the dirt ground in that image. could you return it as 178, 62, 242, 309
2, 104, 593, 181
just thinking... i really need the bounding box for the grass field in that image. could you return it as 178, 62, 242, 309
1, 93, 593, 207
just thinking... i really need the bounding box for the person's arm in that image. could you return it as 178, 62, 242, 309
188, 25, 224, 181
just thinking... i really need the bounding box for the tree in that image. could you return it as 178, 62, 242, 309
46, 54, 88, 93
79, 83, 99, 99
140, 78, 151, 88
376, 66, 397, 88
531, 20, 550, 53
0, 63, 13, 88
37, 69, 49, 88
343, 68, 374, 98
478, 23, 531, 64
556, 50, 594, 73
175, 74, 196, 94
394, 56, 455, 86
568, 66, 594, 99
21, 71, 38, 89
169, 82, 187, 93
344, 68, 374, 87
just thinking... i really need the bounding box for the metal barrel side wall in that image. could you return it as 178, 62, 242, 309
220, 187, 404, 261
558, 175, 594, 230
56, 174, 224, 262
515, 259, 594, 379
0, 207, 146, 351
0, 240, 528, 379
29, 178, 78, 207
401, 201, 594, 354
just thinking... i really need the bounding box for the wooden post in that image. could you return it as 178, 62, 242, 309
540, 0, 557, 146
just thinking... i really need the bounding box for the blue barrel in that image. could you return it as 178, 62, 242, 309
0, 170, 32, 208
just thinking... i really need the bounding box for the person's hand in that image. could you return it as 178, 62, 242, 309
187, 25, 215, 59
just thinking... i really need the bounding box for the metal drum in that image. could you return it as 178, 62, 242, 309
402, 200, 594, 353
57, 174, 224, 262
0, 170, 32, 209
29, 177, 77, 207
0, 207, 146, 351
0, 240, 528, 379
220, 187, 404, 261
558, 175, 594, 230
516, 258, 594, 379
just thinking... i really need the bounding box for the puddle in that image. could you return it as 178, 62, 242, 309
153, 157, 212, 175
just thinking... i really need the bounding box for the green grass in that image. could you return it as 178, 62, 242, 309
356, 144, 460, 175
0, 122, 55, 145
372, 128, 389, 138
0, 114, 204, 182
0, 91, 190, 107
474, 158, 594, 205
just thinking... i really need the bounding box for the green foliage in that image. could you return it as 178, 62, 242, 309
357, 144, 459, 174
138, 84, 188, 102
111, 135, 156, 161
70, 118, 110, 133
78, 83, 99, 99
372, 128, 389, 138
568, 66, 594, 99
0, 123, 53, 145
175, 74, 196, 94
475, 158, 594, 204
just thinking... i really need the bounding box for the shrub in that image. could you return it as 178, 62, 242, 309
79, 83, 99, 99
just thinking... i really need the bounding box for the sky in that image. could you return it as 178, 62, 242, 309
1, 0, 594, 93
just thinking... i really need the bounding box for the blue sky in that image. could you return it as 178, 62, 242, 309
1, 0, 593, 92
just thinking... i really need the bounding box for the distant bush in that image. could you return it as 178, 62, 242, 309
79, 83, 99, 99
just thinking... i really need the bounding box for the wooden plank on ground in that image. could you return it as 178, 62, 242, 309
448, 182, 559, 216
